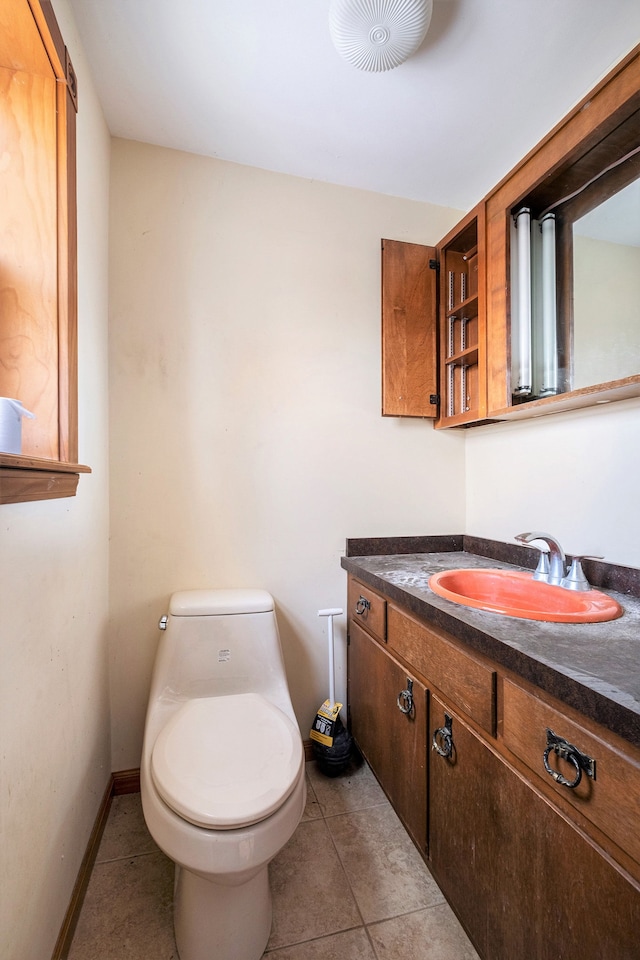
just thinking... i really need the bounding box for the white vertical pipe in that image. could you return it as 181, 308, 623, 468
318, 608, 342, 708
328, 617, 335, 707
539, 213, 558, 396
513, 207, 532, 396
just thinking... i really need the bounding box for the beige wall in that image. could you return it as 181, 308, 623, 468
0, 2, 112, 958
108, 139, 466, 769
465, 397, 640, 568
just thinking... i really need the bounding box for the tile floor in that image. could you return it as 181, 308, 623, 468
68, 757, 480, 960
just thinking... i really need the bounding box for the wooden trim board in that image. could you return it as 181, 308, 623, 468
51, 777, 113, 960
52, 747, 315, 958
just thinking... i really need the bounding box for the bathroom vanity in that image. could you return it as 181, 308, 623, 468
342, 536, 640, 960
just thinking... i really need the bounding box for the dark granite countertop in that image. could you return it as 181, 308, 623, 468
341, 536, 640, 749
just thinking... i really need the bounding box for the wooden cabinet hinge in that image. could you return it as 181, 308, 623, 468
65, 48, 78, 111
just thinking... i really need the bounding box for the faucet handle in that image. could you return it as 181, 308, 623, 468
532, 550, 551, 582
515, 532, 551, 582
561, 555, 603, 592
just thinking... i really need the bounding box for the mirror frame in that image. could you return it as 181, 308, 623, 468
484, 42, 640, 421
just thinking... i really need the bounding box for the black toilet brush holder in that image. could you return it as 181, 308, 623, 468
312, 714, 352, 777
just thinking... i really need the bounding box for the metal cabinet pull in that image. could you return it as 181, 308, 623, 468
543, 729, 596, 789
355, 595, 371, 616
432, 713, 454, 758
397, 678, 414, 715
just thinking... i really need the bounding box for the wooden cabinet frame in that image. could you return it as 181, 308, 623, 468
435, 204, 487, 427
382, 44, 640, 429
485, 43, 640, 421
0, 0, 90, 504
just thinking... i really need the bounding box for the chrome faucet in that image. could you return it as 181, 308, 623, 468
515, 532, 602, 591
515, 531, 567, 586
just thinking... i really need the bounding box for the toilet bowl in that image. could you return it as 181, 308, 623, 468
141, 589, 306, 960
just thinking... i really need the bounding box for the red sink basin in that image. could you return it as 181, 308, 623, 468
429, 569, 623, 623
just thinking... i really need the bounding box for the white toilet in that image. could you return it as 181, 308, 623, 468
140, 589, 306, 960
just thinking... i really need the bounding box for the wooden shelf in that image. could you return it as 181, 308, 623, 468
446, 294, 478, 320
437, 204, 486, 428
0, 455, 91, 504
489, 374, 640, 421
445, 347, 479, 367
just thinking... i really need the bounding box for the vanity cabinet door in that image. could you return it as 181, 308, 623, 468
428, 696, 504, 957
348, 618, 428, 852
430, 695, 640, 960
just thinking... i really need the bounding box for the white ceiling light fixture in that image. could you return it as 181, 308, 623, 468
329, 0, 433, 73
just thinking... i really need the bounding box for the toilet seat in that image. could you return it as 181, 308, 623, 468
151, 692, 303, 829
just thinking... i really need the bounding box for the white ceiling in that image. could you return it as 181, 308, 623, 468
66, 0, 640, 211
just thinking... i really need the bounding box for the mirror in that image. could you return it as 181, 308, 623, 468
572, 179, 640, 389
507, 97, 640, 409
485, 47, 640, 422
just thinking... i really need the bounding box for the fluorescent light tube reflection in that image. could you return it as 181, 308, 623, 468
513, 207, 532, 396
539, 213, 558, 396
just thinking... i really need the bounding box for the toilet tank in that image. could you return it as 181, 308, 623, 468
169, 589, 274, 618
148, 589, 294, 714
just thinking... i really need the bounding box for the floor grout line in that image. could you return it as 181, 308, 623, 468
308, 766, 430, 959
94, 849, 162, 866
323, 805, 369, 933
69, 760, 477, 959
263, 921, 367, 956
320, 799, 390, 819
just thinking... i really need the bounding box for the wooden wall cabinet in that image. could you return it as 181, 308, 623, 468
381, 203, 486, 428
0, 0, 89, 504
382, 45, 640, 429
346, 573, 640, 959
484, 43, 640, 422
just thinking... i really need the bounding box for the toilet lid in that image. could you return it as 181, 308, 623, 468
151, 693, 303, 829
